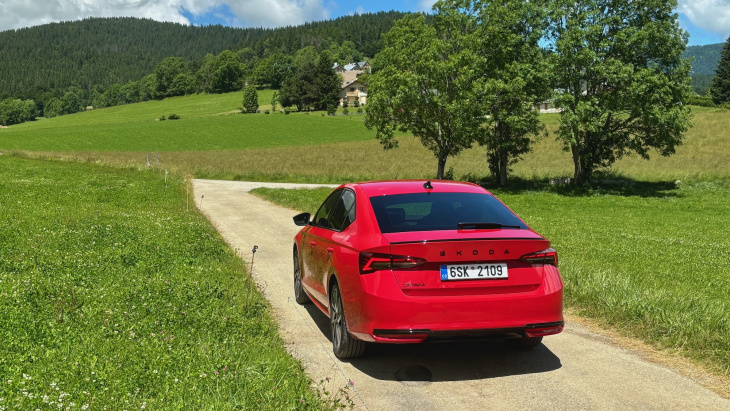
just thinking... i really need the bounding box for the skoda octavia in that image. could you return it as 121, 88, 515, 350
292, 180, 563, 359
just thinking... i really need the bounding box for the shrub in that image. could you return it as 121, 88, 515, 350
687, 95, 716, 108
159, 115, 166, 121
327, 104, 337, 116
342, 108, 349, 116
264, 110, 270, 114
354, 100, 360, 108
168, 113, 180, 120
342, 100, 349, 108
357, 108, 364, 115
242, 84, 259, 113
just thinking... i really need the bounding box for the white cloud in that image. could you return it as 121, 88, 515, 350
678, 0, 730, 37
0, 0, 331, 31
418, 0, 436, 13
228, 0, 330, 27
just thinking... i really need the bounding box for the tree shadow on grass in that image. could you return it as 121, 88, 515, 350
468, 176, 681, 199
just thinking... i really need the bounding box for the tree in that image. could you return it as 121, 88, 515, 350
154, 57, 190, 98
364, 14, 482, 179
242, 84, 259, 113
438, 0, 552, 185
270, 91, 279, 112
710, 37, 730, 105
279, 50, 340, 111
547, 0, 693, 185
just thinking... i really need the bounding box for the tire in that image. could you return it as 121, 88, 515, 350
507, 336, 543, 349
293, 249, 310, 305
329, 283, 367, 359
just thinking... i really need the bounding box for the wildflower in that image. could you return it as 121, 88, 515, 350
349, 379, 355, 386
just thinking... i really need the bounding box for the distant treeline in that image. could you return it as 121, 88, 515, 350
0, 12, 408, 100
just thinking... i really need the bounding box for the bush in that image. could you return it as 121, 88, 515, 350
357, 108, 364, 115
242, 84, 259, 113
265, 110, 270, 114
327, 103, 337, 116
168, 113, 180, 120
159, 115, 166, 121
687, 95, 716, 108
354, 100, 360, 108
342, 100, 349, 108
342, 108, 349, 116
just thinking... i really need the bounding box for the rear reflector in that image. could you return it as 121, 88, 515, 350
525, 325, 564, 337
359, 252, 426, 274
520, 248, 558, 267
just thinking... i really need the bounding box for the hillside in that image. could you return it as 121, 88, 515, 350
683, 43, 724, 75
0, 12, 408, 99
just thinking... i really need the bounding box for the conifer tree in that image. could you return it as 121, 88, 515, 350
710, 37, 730, 105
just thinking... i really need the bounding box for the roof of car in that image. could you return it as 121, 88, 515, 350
350, 180, 490, 197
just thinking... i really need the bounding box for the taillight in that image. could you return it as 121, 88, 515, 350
359, 252, 426, 274
520, 248, 558, 267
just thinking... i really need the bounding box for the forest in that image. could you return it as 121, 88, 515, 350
0, 13, 407, 100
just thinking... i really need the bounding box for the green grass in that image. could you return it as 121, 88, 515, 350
252, 181, 730, 378
5, 99, 725, 183
0, 156, 326, 409
0, 94, 374, 152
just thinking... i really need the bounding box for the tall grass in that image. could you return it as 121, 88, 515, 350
0, 157, 325, 409
4, 93, 726, 183
252, 181, 730, 378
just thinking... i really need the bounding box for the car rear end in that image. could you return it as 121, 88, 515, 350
347, 181, 563, 343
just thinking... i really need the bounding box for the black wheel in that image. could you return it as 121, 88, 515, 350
507, 336, 543, 349
293, 249, 310, 305
329, 283, 366, 359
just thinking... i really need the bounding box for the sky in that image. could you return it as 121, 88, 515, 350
0, 0, 728, 46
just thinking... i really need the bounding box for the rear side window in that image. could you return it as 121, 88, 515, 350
369, 192, 527, 233
327, 189, 356, 231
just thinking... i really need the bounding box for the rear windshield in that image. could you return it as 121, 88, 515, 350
369, 192, 527, 233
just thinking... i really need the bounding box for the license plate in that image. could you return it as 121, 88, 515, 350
440, 263, 508, 281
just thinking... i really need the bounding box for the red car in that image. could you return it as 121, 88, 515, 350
293, 180, 563, 359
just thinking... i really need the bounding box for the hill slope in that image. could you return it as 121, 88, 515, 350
0, 13, 408, 98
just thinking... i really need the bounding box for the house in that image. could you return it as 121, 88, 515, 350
339, 80, 368, 106
332, 62, 345, 73
335, 61, 370, 106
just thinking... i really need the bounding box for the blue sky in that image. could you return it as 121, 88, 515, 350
1, 1, 728, 46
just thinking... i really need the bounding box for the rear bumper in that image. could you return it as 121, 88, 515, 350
373, 321, 565, 343
343, 268, 564, 343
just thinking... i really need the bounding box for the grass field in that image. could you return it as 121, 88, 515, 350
252, 180, 730, 378
0, 157, 328, 409
1, 92, 727, 183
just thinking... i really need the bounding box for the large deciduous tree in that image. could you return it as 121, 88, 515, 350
439, 0, 552, 185
547, 0, 693, 185
364, 13, 482, 179
710, 37, 730, 105
154, 57, 191, 99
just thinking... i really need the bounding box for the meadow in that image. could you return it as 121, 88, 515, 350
0, 157, 329, 409
1, 92, 726, 183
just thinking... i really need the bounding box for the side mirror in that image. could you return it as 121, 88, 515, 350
293, 212, 311, 226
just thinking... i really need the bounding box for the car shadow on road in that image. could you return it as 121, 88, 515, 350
303, 305, 562, 382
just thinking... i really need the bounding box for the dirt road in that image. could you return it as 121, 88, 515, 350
193, 179, 729, 410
